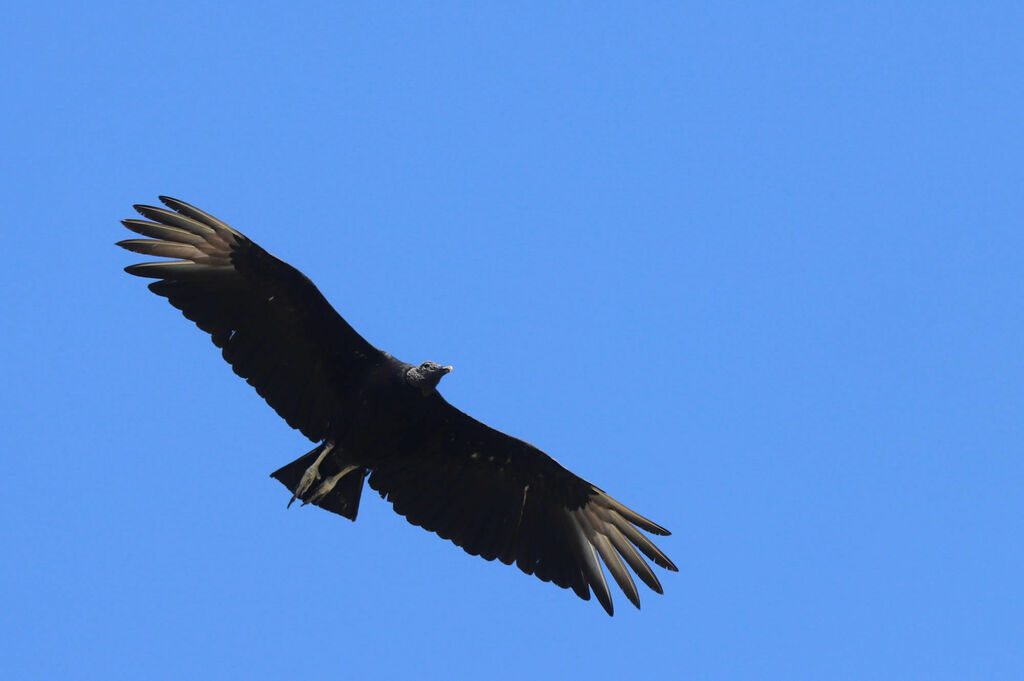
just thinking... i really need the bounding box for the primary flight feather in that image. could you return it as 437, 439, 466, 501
118, 197, 677, 615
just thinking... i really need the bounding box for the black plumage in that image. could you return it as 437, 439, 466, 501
118, 197, 677, 615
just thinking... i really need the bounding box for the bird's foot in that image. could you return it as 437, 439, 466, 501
304, 464, 359, 505
288, 441, 335, 508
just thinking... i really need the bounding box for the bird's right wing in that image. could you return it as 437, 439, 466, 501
367, 397, 678, 615
118, 197, 385, 442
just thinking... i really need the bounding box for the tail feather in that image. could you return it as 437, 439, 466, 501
271, 444, 366, 521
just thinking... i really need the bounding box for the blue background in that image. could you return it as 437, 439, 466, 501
2, 3, 1022, 679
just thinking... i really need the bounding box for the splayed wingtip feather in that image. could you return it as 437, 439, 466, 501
578, 508, 640, 609
568, 511, 614, 615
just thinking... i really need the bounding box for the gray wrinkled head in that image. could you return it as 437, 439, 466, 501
406, 361, 453, 392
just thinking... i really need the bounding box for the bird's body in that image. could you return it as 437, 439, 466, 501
119, 197, 676, 615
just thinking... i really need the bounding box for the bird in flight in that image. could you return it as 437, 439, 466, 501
118, 197, 677, 615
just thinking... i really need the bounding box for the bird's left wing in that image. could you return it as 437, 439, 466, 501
118, 197, 386, 442
366, 395, 678, 615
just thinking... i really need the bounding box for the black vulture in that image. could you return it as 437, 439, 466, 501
118, 197, 677, 615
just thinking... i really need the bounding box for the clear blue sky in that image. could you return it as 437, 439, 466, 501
2, 3, 1021, 680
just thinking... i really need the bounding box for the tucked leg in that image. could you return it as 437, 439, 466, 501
288, 441, 335, 508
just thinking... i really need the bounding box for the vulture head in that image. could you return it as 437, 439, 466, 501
406, 361, 453, 393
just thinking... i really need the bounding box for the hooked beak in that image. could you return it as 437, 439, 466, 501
443, 365, 454, 373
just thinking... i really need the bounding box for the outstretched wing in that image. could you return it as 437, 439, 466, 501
367, 396, 678, 615
118, 197, 384, 442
